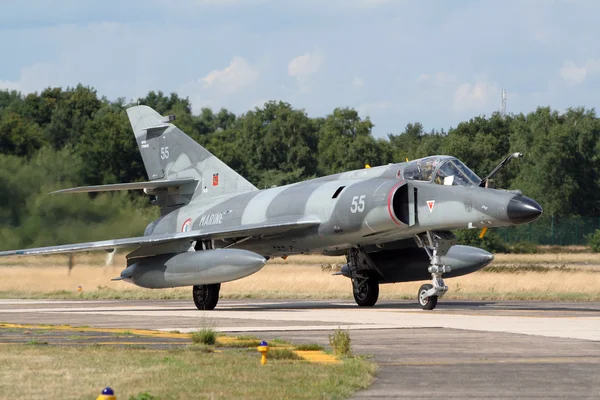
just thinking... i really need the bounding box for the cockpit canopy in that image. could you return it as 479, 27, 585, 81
402, 156, 481, 186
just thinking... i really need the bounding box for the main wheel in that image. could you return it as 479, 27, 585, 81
352, 273, 379, 307
418, 283, 438, 310
193, 284, 221, 310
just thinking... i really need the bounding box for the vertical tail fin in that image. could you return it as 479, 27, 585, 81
126, 105, 257, 199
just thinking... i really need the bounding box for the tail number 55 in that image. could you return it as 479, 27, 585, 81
160, 147, 170, 160
350, 195, 366, 213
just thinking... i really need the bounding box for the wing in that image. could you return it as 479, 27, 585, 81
0, 217, 321, 257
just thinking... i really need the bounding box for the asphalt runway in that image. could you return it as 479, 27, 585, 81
1, 298, 599, 399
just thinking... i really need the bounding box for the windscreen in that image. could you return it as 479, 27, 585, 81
403, 157, 481, 186
434, 159, 481, 186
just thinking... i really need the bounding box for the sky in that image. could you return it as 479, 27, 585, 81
1, 0, 599, 138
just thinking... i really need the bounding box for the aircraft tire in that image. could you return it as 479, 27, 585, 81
418, 284, 438, 310
353, 273, 379, 307
193, 283, 220, 310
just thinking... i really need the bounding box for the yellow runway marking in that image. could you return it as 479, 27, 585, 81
295, 350, 341, 364
0, 323, 187, 339
0, 335, 158, 339
0, 324, 337, 364
95, 341, 187, 345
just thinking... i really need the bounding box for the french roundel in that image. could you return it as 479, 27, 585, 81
181, 218, 192, 232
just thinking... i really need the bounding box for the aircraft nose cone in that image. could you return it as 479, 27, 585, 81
507, 195, 543, 224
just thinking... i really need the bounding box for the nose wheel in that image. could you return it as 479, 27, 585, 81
418, 284, 438, 310
414, 231, 456, 310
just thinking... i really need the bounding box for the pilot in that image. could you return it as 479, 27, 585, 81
420, 161, 434, 181
434, 170, 445, 185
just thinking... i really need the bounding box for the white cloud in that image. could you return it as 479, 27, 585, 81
288, 49, 324, 93
288, 50, 324, 78
0, 22, 176, 98
453, 80, 499, 111
560, 59, 600, 85
560, 61, 587, 85
417, 72, 456, 86
180, 56, 261, 113
0, 79, 21, 92
357, 101, 392, 116
200, 56, 259, 94
352, 76, 365, 89
0, 62, 69, 93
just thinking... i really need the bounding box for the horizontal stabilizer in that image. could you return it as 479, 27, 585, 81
50, 178, 197, 194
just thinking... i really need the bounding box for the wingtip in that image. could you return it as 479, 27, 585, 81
48, 188, 71, 194
0, 250, 21, 257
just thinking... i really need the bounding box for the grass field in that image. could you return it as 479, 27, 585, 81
0, 341, 374, 399
1, 252, 600, 301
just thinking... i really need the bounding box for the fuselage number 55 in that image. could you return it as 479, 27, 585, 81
350, 195, 366, 213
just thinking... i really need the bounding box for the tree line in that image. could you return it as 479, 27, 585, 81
1, 85, 599, 250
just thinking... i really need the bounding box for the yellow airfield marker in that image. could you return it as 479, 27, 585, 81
257, 340, 269, 365
96, 387, 116, 400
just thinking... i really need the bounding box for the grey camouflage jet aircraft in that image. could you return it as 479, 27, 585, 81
0, 105, 543, 310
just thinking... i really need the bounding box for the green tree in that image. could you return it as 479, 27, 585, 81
44, 85, 102, 149
389, 123, 446, 162
0, 111, 46, 157
77, 102, 146, 185
317, 108, 387, 175
510, 107, 581, 216
441, 113, 512, 186
137, 91, 192, 115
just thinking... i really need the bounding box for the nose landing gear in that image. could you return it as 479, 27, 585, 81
418, 283, 437, 310
414, 231, 456, 310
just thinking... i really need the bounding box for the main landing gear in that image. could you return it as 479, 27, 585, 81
352, 271, 379, 307
344, 248, 381, 307
192, 284, 221, 310
414, 231, 456, 310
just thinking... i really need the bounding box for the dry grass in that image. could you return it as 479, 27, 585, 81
0, 344, 375, 400
493, 252, 600, 265
1, 253, 600, 301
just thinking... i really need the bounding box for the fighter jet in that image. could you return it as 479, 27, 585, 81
0, 106, 542, 310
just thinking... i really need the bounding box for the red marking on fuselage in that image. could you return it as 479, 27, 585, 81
426, 200, 435, 213
387, 180, 405, 225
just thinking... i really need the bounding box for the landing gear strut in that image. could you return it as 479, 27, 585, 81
414, 231, 456, 310
344, 248, 381, 307
192, 284, 220, 310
